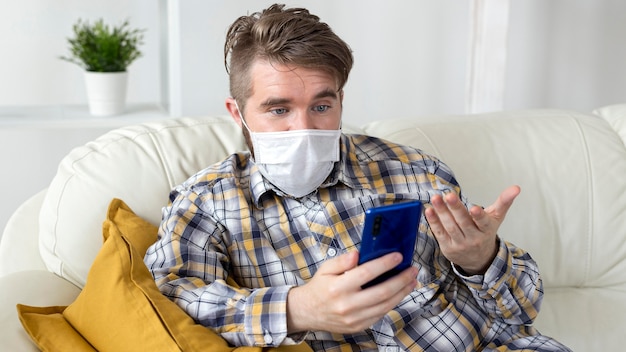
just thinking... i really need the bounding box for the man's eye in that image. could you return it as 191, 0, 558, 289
271, 108, 288, 115
314, 105, 330, 112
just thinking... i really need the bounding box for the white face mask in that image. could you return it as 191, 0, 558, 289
237, 104, 341, 198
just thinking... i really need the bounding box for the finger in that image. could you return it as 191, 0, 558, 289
335, 263, 416, 332
352, 252, 403, 287
362, 265, 418, 294
428, 192, 473, 242
483, 185, 521, 220
432, 192, 477, 242
443, 192, 479, 233
469, 204, 491, 232
355, 266, 418, 312
424, 200, 451, 245
425, 206, 448, 241
469, 185, 521, 233
430, 194, 462, 236
317, 251, 359, 276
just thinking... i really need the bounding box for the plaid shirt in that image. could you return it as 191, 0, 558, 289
145, 134, 569, 351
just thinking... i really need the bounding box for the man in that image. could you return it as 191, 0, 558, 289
145, 4, 570, 351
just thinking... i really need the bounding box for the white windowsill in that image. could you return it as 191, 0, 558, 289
0, 103, 171, 128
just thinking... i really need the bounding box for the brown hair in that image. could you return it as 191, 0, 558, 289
224, 4, 354, 109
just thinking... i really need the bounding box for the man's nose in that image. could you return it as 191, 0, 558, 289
290, 112, 316, 130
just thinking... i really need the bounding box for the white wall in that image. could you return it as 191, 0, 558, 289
0, 0, 161, 107
506, 1, 626, 110
4, 1, 626, 121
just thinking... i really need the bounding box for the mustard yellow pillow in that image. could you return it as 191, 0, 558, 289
16, 305, 96, 351
102, 198, 160, 254
18, 198, 311, 352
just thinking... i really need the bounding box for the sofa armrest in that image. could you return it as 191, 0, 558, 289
0, 270, 81, 351
0, 190, 47, 276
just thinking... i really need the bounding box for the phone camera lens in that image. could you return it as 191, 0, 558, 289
373, 215, 382, 235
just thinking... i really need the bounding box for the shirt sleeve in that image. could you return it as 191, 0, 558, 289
143, 188, 303, 347
453, 238, 543, 325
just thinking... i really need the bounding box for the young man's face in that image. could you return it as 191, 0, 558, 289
227, 60, 343, 135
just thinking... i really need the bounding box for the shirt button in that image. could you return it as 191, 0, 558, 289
327, 248, 337, 257
263, 331, 273, 344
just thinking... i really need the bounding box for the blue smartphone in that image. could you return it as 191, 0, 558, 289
358, 200, 423, 288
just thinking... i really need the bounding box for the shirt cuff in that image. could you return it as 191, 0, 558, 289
453, 236, 510, 290
244, 285, 307, 346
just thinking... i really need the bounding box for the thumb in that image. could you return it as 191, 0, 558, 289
485, 185, 521, 218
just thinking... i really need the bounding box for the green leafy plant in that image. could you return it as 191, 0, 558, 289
61, 18, 145, 72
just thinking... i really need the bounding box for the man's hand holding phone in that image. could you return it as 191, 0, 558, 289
286, 251, 418, 334
286, 201, 423, 334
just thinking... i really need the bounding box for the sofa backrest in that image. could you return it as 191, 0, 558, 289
38, 109, 626, 290
363, 109, 626, 289
39, 116, 248, 287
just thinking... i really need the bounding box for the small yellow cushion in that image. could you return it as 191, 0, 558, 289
17, 198, 311, 352
16, 305, 96, 351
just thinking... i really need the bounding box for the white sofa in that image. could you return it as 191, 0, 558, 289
3, 106, 626, 351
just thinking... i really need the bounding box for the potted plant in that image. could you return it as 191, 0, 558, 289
61, 19, 145, 116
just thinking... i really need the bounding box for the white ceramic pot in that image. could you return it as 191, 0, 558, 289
84, 71, 128, 116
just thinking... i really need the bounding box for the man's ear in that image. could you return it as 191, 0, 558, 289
225, 97, 242, 127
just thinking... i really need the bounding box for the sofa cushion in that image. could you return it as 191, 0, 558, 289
19, 198, 311, 352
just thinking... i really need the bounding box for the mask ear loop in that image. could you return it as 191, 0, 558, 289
235, 100, 253, 132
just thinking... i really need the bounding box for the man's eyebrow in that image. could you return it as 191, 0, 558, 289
261, 97, 291, 107
314, 88, 339, 100
260, 89, 339, 107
